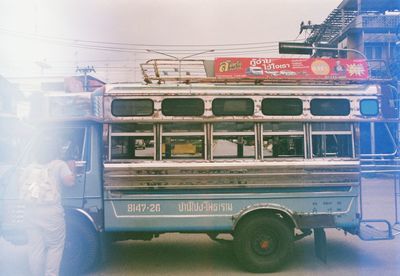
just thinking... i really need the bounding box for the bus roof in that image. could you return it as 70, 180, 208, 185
103, 82, 380, 96
97, 82, 386, 123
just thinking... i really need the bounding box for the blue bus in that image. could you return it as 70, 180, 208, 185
1, 62, 399, 273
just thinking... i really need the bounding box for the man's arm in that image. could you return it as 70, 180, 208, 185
61, 160, 76, 187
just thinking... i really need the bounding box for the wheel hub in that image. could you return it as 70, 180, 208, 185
259, 240, 270, 250
252, 234, 277, 256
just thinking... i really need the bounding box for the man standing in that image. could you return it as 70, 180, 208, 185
22, 144, 75, 276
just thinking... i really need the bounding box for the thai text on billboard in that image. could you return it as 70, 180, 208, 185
214, 57, 369, 80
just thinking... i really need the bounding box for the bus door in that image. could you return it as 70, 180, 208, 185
22, 125, 90, 207
56, 126, 90, 207
0, 125, 90, 243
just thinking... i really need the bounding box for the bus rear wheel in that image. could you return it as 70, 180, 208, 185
234, 214, 294, 272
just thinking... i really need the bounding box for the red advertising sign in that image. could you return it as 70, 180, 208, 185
214, 57, 369, 80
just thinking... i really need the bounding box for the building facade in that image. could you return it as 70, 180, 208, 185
303, 0, 400, 78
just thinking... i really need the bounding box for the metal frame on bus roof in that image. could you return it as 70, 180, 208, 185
140, 58, 392, 85
103, 81, 380, 96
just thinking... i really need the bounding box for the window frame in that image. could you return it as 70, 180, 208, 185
261, 122, 305, 159
161, 98, 205, 116
212, 122, 256, 159
310, 122, 355, 158
360, 99, 379, 116
261, 98, 303, 116
108, 123, 156, 160
310, 98, 351, 116
212, 98, 254, 116
111, 99, 154, 117
161, 122, 206, 160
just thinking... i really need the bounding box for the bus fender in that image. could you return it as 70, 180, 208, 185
64, 208, 99, 232
232, 203, 299, 230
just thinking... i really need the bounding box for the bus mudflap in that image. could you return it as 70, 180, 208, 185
314, 228, 327, 263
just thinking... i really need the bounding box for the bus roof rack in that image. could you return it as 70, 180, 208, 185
141, 59, 211, 84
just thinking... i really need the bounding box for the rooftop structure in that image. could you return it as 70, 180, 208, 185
304, 0, 400, 47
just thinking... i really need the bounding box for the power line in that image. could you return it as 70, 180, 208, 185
0, 33, 278, 54
0, 26, 300, 48
0, 26, 300, 53
0, 48, 280, 66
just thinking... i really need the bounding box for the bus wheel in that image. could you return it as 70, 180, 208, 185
61, 217, 99, 274
234, 214, 294, 272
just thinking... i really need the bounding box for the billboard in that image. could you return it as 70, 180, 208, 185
214, 57, 369, 80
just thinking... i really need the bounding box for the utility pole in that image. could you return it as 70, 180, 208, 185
76, 66, 96, 92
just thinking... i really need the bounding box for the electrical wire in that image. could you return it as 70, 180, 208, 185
0, 26, 299, 54
0, 26, 293, 81
0, 26, 301, 48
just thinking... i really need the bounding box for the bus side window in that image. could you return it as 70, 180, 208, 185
213, 122, 255, 159
311, 123, 353, 158
161, 123, 205, 160
60, 128, 86, 161
20, 127, 87, 167
109, 123, 155, 160
262, 122, 304, 158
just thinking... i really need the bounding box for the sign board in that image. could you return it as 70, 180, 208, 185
214, 57, 369, 80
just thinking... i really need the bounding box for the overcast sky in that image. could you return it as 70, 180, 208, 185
0, 0, 342, 82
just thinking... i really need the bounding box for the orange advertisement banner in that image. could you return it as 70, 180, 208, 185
215, 57, 369, 80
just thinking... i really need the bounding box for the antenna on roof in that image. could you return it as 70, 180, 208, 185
76, 66, 96, 92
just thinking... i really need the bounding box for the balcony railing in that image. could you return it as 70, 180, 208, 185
351, 14, 400, 30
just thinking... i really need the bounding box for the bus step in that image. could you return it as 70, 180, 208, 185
358, 220, 393, 241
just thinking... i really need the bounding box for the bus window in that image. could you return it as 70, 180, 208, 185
162, 98, 204, 116
360, 99, 379, 116
110, 123, 154, 160
20, 127, 87, 166
111, 99, 154, 117
58, 128, 86, 161
162, 123, 204, 159
263, 122, 304, 158
213, 122, 255, 159
310, 99, 350, 116
262, 98, 303, 116
311, 123, 353, 158
212, 98, 254, 116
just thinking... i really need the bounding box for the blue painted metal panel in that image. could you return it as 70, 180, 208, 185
104, 186, 359, 232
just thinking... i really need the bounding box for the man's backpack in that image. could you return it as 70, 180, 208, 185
20, 163, 59, 204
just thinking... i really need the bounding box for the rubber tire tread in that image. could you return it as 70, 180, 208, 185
234, 214, 294, 273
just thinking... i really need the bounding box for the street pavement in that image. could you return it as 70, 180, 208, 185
1, 176, 400, 275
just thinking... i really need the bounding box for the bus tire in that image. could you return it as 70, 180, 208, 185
234, 214, 294, 272
60, 216, 99, 274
